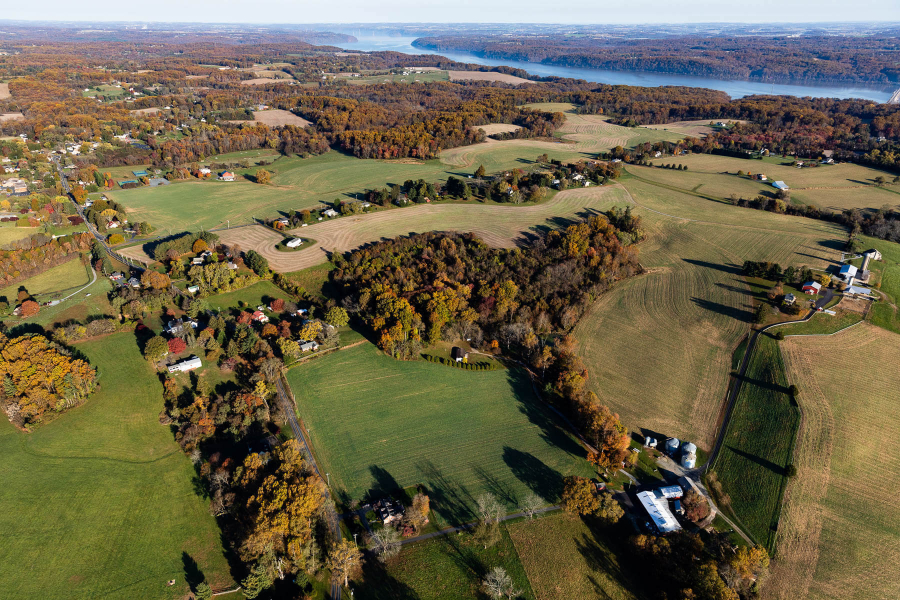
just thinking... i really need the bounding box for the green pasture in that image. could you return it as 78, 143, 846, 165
712, 334, 800, 550
205, 280, 292, 315
286, 343, 595, 525
0, 258, 91, 302
858, 235, 900, 334
779, 308, 863, 336
0, 333, 233, 599
0, 225, 38, 247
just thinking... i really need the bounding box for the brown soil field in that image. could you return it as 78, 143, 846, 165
117, 245, 154, 264
216, 185, 630, 272
447, 70, 533, 85
476, 123, 522, 135
245, 109, 311, 127
184, 75, 207, 80
129, 107, 160, 115
769, 324, 900, 600
240, 78, 287, 86
0, 112, 24, 122
645, 119, 748, 137
0, 83, 10, 99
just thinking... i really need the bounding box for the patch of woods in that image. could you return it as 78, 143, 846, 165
0, 332, 97, 428
0, 231, 92, 298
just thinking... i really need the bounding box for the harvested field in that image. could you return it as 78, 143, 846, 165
767, 325, 900, 600
240, 78, 288, 86
184, 74, 207, 80
509, 513, 639, 600
218, 185, 630, 272
645, 119, 747, 137
448, 70, 532, 85
576, 177, 845, 450
476, 123, 522, 135
128, 107, 159, 115
245, 109, 311, 127
0, 112, 24, 122
0, 83, 9, 99
117, 244, 154, 264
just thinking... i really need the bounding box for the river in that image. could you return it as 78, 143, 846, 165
335, 36, 893, 103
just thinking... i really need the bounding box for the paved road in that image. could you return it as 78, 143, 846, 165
274, 375, 342, 600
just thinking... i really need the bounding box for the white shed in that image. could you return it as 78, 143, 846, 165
286, 238, 304, 248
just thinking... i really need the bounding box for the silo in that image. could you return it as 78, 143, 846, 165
665, 438, 680, 455
681, 442, 697, 469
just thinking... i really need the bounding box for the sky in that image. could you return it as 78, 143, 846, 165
3, 1, 900, 25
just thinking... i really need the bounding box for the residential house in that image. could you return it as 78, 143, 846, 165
166, 319, 186, 336
251, 310, 269, 324
109, 272, 124, 281
299, 341, 319, 352
219, 171, 235, 182
754, 173, 768, 181
226, 261, 239, 270
373, 498, 404, 526
323, 208, 339, 218
191, 257, 204, 266
783, 293, 796, 306
127, 277, 141, 288
199, 167, 212, 176
802, 281, 822, 294
274, 217, 290, 228
168, 355, 202, 373
187, 285, 200, 294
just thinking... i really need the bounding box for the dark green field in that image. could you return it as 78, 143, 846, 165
713, 334, 801, 549
0, 334, 233, 598
286, 343, 595, 525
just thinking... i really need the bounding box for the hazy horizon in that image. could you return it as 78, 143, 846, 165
2, 1, 899, 26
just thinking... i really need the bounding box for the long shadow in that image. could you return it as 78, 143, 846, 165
817, 238, 847, 251
182, 551, 205, 593
352, 557, 420, 600
682, 258, 743, 275
366, 465, 402, 500
502, 447, 564, 502
733, 373, 790, 396
506, 368, 584, 458
574, 518, 646, 599
440, 531, 489, 579
690, 297, 754, 323
414, 459, 476, 525
472, 464, 517, 507
725, 445, 785, 476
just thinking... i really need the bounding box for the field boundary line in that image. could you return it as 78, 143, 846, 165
783, 318, 865, 338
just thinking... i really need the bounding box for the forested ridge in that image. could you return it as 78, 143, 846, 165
413, 34, 900, 86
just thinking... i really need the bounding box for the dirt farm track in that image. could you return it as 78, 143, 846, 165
215, 185, 628, 272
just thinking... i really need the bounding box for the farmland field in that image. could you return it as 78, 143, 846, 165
0, 257, 90, 302
0, 82, 10, 99
0, 334, 232, 599
712, 334, 800, 550
354, 521, 534, 600
0, 225, 39, 247
219, 185, 631, 272
108, 108, 684, 233
508, 513, 640, 600
766, 324, 900, 600
244, 109, 311, 127
286, 343, 596, 525
576, 176, 844, 450
855, 235, 900, 334
447, 70, 533, 84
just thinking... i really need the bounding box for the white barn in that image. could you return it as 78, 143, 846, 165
168, 356, 202, 373
637, 490, 682, 534
286, 238, 304, 248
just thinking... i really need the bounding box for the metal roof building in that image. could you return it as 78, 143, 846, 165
637, 490, 682, 534
772, 181, 789, 190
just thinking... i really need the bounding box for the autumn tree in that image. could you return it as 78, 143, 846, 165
324, 306, 349, 327
144, 336, 169, 362
108, 233, 124, 245
683, 489, 710, 523
192, 238, 208, 253
20, 300, 39, 318
168, 338, 187, 354
255, 169, 271, 185
475, 164, 486, 178
140, 270, 171, 290
326, 539, 362, 588
402, 492, 430, 534
0, 333, 98, 426
561, 476, 600, 515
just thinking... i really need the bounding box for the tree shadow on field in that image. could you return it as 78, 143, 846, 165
366, 465, 402, 500
414, 459, 476, 525
575, 517, 644, 598
503, 447, 564, 503
507, 368, 584, 458
691, 297, 754, 323
725, 445, 785, 476
182, 552, 205, 593
682, 258, 742, 275
353, 558, 419, 600
472, 464, 518, 507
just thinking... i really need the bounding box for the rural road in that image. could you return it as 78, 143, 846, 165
274, 375, 342, 600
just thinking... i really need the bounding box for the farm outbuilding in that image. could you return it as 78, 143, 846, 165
665, 438, 680, 455
838, 264, 858, 282
168, 355, 202, 373
802, 281, 822, 294
772, 181, 789, 190
286, 238, 303, 248
681, 442, 697, 469
451, 347, 469, 362
636, 489, 682, 534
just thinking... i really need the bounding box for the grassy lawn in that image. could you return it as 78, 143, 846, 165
768, 324, 900, 600
4, 277, 114, 328
0, 257, 91, 303
712, 334, 800, 550
779, 307, 864, 336
858, 235, 900, 334
508, 512, 640, 600
0, 225, 39, 247
205, 280, 292, 315
280, 262, 335, 299
286, 343, 596, 525
0, 333, 233, 599
353, 522, 534, 600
